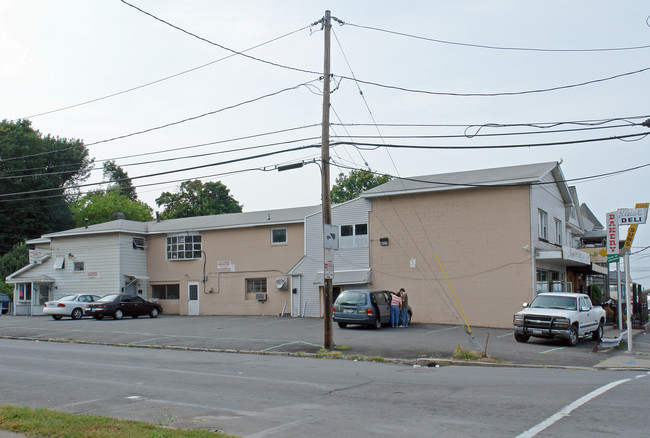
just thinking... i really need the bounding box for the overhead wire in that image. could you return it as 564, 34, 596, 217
16, 25, 311, 120
344, 22, 650, 52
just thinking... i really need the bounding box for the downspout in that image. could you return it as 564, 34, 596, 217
529, 186, 536, 300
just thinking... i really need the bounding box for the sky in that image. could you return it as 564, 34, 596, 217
1, 0, 650, 283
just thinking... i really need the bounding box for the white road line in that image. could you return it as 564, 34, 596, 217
516, 378, 633, 438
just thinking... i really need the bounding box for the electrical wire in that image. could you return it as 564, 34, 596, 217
345, 22, 650, 52
16, 26, 310, 120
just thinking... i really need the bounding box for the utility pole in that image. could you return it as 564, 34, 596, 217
320, 10, 333, 350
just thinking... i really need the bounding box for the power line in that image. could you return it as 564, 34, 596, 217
2, 79, 320, 162
332, 132, 649, 151
120, 0, 321, 77
15, 26, 310, 120
345, 22, 650, 52
339, 67, 650, 98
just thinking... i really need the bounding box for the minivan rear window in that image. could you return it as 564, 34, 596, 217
334, 291, 367, 306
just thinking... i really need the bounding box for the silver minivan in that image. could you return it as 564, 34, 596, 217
333, 289, 393, 329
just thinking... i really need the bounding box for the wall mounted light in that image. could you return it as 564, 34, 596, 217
380, 237, 389, 246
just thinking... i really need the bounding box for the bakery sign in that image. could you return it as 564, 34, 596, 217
606, 211, 619, 256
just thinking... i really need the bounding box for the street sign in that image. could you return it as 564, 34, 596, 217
323, 224, 339, 250
607, 254, 619, 263
617, 207, 648, 225
324, 248, 335, 279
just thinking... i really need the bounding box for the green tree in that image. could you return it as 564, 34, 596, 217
155, 180, 242, 219
0, 241, 29, 297
102, 160, 138, 201
0, 120, 93, 253
70, 190, 153, 227
330, 170, 392, 204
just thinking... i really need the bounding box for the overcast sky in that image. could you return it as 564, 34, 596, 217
2, 1, 650, 283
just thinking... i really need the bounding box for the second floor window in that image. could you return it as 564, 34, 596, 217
271, 228, 287, 245
340, 223, 369, 249
538, 210, 548, 241
554, 218, 562, 245
166, 234, 202, 260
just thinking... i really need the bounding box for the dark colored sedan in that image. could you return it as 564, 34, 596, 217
87, 294, 162, 320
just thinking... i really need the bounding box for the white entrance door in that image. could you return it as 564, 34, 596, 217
188, 282, 200, 315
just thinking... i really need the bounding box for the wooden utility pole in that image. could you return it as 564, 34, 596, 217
320, 10, 333, 350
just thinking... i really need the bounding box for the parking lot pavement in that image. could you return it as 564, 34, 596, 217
0, 314, 648, 369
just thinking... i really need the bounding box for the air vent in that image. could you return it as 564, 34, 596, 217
275, 277, 288, 290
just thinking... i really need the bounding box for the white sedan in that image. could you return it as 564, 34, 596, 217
43, 294, 101, 320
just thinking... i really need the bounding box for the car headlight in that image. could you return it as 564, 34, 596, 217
551, 317, 570, 329
513, 314, 524, 325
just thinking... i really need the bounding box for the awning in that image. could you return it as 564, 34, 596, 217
536, 246, 591, 267
124, 274, 150, 280
313, 269, 371, 286
10, 275, 55, 283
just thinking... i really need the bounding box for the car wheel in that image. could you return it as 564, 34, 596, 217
514, 332, 529, 343
71, 308, 83, 320
150, 308, 159, 318
52, 315, 63, 320
337, 322, 347, 328
114, 309, 123, 320
592, 320, 604, 341
94, 314, 103, 320
374, 315, 382, 329
568, 324, 579, 346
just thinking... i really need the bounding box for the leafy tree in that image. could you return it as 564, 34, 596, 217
156, 180, 242, 219
0, 119, 93, 253
70, 189, 153, 227
330, 170, 392, 204
102, 160, 137, 201
0, 241, 29, 297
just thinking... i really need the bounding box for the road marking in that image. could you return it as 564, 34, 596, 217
497, 331, 514, 338
425, 325, 462, 334
516, 378, 632, 438
539, 346, 567, 354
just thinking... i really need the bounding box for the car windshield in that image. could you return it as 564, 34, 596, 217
530, 295, 577, 311
59, 295, 77, 301
334, 291, 368, 306
98, 294, 119, 302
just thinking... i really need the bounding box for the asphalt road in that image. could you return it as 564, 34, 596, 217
1, 314, 647, 368
1, 339, 649, 438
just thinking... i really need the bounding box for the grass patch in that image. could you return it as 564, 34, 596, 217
0, 405, 235, 438
334, 344, 350, 351
315, 348, 342, 358
451, 344, 481, 361
370, 356, 387, 363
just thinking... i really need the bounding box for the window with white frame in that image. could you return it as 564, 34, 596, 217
17, 283, 32, 302
554, 218, 562, 245
166, 234, 202, 260
271, 228, 287, 245
340, 223, 369, 249
538, 209, 548, 241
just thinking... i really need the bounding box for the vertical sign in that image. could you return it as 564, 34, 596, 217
623, 203, 649, 254
324, 248, 335, 279
606, 211, 619, 263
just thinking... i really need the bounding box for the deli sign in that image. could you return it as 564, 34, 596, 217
617, 207, 648, 225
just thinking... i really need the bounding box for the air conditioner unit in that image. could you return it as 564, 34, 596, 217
275, 277, 288, 290
255, 293, 267, 301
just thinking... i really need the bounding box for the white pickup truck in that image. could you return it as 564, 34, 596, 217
513, 292, 606, 346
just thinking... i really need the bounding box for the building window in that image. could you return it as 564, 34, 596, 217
151, 284, 180, 300
554, 218, 562, 245
271, 228, 287, 245
73, 262, 85, 272
133, 237, 147, 250
246, 278, 267, 294
538, 210, 548, 241
17, 283, 32, 301
166, 234, 202, 260
340, 223, 369, 249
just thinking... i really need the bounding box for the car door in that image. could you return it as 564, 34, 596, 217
119, 295, 135, 316
377, 292, 391, 324
578, 296, 597, 333
131, 296, 147, 316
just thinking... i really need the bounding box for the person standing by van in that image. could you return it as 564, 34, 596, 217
390, 291, 402, 328
398, 288, 409, 327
